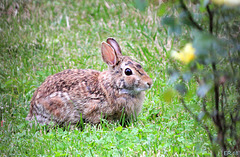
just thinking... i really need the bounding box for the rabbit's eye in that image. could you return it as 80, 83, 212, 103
125, 68, 132, 76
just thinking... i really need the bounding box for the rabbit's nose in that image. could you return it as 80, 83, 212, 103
146, 79, 153, 88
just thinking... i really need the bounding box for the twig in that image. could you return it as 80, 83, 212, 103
180, 98, 216, 156
202, 98, 211, 117
179, 0, 203, 31
207, 6, 227, 154
206, 5, 213, 34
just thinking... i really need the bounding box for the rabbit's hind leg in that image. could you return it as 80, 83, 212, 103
27, 95, 69, 126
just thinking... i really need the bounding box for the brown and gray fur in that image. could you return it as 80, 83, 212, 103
26, 38, 152, 126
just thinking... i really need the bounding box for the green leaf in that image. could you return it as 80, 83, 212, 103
197, 84, 211, 98
179, 12, 193, 26
161, 16, 182, 35
157, 3, 167, 17
204, 0, 210, 6
163, 88, 175, 103
193, 31, 227, 58
115, 126, 123, 132
161, 16, 175, 25
175, 83, 187, 96
183, 72, 192, 82
198, 111, 206, 121
168, 71, 180, 84
134, 0, 148, 11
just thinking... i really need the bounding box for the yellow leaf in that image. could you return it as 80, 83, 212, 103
171, 43, 196, 64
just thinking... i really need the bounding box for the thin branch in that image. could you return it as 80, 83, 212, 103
180, 98, 216, 157
179, 0, 203, 31
206, 5, 213, 34
220, 12, 240, 99
207, 6, 227, 154
211, 63, 219, 112
202, 98, 211, 117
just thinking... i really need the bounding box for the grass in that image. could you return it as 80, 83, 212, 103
0, 0, 211, 156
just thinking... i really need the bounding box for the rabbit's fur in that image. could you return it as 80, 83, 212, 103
26, 38, 152, 126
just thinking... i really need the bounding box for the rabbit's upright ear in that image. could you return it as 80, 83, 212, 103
101, 42, 118, 66
106, 38, 122, 56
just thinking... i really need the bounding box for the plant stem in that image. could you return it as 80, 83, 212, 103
179, 0, 203, 31
180, 98, 216, 157
206, 5, 227, 155
206, 5, 213, 34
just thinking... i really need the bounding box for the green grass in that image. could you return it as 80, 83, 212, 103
0, 0, 211, 156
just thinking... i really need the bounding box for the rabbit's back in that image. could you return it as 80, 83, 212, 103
26, 69, 107, 126
33, 69, 101, 99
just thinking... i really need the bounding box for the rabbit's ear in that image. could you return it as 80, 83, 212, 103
106, 38, 122, 56
101, 42, 118, 66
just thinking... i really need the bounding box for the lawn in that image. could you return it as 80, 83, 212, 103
0, 0, 211, 156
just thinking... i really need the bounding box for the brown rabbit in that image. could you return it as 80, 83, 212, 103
26, 38, 152, 127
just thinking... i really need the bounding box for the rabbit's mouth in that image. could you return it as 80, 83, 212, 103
134, 86, 151, 92
120, 86, 150, 94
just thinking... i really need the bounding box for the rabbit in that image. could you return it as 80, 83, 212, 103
26, 38, 153, 127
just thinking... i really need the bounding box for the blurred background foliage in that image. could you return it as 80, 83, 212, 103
158, 0, 240, 156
